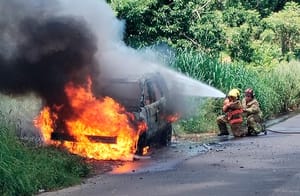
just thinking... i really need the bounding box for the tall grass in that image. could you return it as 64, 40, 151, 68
267, 61, 300, 112
0, 93, 42, 140
0, 113, 90, 196
171, 49, 300, 133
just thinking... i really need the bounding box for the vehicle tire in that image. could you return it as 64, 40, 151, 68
160, 123, 172, 146
136, 132, 147, 155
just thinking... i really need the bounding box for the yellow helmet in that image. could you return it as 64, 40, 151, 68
228, 88, 240, 98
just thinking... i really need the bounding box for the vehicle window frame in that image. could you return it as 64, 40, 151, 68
148, 80, 157, 104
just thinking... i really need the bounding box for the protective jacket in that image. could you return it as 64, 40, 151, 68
242, 98, 262, 118
223, 100, 243, 125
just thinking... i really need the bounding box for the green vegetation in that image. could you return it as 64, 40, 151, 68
171, 50, 300, 133
0, 114, 90, 196
111, 0, 300, 64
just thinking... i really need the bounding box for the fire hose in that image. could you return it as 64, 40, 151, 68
265, 128, 300, 134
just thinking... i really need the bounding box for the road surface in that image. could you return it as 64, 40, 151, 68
39, 114, 300, 196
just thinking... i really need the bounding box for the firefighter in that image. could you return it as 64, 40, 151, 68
216, 88, 244, 137
242, 88, 264, 136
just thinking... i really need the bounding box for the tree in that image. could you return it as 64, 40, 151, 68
190, 10, 226, 54
263, 2, 300, 59
224, 0, 292, 17
228, 26, 255, 63
223, 6, 261, 63
110, 0, 227, 55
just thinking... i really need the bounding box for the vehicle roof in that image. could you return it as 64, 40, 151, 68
99, 72, 166, 112
101, 72, 162, 82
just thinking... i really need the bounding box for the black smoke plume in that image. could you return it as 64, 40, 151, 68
0, 1, 101, 135
0, 16, 99, 106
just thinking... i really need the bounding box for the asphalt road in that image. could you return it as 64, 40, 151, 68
39, 114, 300, 196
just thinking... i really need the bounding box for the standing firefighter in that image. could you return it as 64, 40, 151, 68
242, 88, 264, 136
216, 89, 244, 137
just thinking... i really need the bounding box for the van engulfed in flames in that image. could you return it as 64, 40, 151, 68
34, 78, 147, 161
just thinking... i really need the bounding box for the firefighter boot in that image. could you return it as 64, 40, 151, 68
253, 123, 263, 135
217, 123, 229, 136
247, 126, 256, 136
262, 124, 267, 135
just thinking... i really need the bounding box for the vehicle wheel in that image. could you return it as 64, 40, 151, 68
136, 132, 147, 155
160, 123, 172, 146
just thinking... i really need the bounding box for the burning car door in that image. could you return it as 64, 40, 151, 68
142, 79, 160, 138
135, 73, 172, 155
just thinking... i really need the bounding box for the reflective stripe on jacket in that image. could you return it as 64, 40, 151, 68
228, 108, 243, 124
225, 100, 243, 125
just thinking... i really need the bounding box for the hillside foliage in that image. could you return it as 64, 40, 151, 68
110, 0, 299, 65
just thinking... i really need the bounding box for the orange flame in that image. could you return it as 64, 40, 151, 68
34, 78, 147, 161
166, 113, 180, 123
142, 146, 150, 155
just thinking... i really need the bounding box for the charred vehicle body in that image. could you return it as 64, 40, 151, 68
100, 72, 173, 155
51, 72, 173, 155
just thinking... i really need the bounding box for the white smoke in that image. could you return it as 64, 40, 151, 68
56, 0, 125, 50
52, 0, 151, 78
54, 0, 225, 98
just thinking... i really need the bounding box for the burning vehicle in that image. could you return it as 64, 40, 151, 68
99, 72, 174, 155
0, 0, 178, 161
50, 72, 174, 156
33, 72, 176, 160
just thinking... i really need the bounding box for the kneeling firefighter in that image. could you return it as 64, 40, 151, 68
216, 89, 245, 137
242, 88, 264, 135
